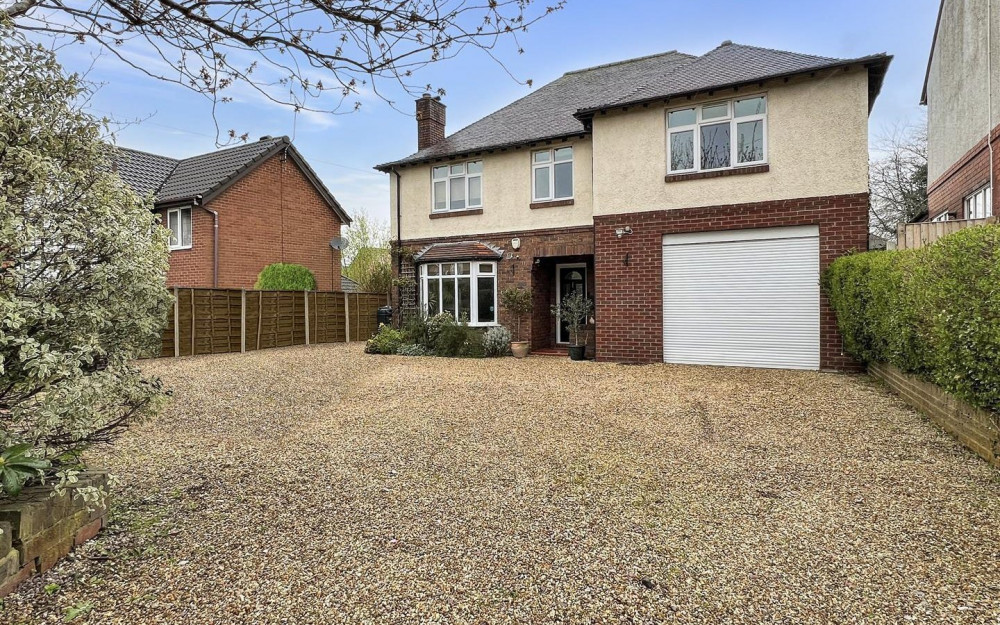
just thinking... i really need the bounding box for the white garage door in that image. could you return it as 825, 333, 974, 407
662, 225, 820, 370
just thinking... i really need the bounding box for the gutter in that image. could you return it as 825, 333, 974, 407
193, 194, 219, 288
990, 0, 995, 214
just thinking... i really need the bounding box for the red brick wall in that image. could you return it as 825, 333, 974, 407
161, 153, 343, 290
399, 225, 594, 348
593, 193, 870, 370
158, 207, 215, 288
927, 124, 999, 220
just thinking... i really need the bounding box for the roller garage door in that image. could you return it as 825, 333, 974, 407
662, 225, 820, 370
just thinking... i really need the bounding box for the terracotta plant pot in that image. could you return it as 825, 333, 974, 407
510, 341, 530, 358
568, 345, 586, 361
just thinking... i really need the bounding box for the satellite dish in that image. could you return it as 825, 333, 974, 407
329, 237, 344, 250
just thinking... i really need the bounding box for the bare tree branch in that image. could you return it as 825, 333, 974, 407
3, 0, 565, 144
869, 116, 928, 241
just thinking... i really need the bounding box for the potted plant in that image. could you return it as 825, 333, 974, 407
552, 292, 594, 361
500, 286, 533, 358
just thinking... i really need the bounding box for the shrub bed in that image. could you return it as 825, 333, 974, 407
365, 315, 510, 358
822, 225, 1000, 412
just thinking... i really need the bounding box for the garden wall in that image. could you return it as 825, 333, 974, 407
0, 472, 107, 597
870, 363, 1000, 468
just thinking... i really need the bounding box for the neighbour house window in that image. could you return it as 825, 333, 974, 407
166, 207, 192, 249
667, 95, 767, 173
432, 161, 483, 212
420, 261, 497, 325
532, 147, 574, 201
964, 186, 992, 219
931, 212, 950, 222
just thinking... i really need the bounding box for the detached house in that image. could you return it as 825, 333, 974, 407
115, 136, 352, 290
377, 42, 891, 370
922, 0, 998, 221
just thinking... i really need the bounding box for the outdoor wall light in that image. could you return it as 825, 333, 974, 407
615, 226, 633, 238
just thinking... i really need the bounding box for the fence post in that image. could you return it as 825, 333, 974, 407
304, 290, 310, 346
173, 287, 180, 357
344, 292, 351, 343
256, 291, 263, 351
190, 288, 196, 356
240, 289, 247, 353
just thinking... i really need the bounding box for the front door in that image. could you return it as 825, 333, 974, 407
556, 264, 587, 344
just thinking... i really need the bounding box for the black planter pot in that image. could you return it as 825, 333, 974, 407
568, 345, 586, 361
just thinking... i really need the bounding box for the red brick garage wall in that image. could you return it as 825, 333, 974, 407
593, 193, 869, 370
161, 153, 343, 290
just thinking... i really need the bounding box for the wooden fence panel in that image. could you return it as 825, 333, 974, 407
896, 217, 994, 250
158, 288, 387, 358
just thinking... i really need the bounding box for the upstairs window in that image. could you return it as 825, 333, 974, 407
166, 207, 192, 250
964, 186, 992, 219
432, 161, 482, 212
667, 95, 767, 174
532, 147, 573, 201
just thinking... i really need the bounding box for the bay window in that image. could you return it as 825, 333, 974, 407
420, 261, 497, 325
166, 207, 192, 249
432, 161, 482, 212
964, 186, 992, 219
532, 147, 573, 201
667, 95, 767, 174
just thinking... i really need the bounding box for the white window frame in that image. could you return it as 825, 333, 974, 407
431, 161, 483, 213
964, 185, 992, 219
931, 211, 950, 222
419, 261, 498, 326
166, 207, 192, 250
532, 146, 574, 202
666, 94, 768, 174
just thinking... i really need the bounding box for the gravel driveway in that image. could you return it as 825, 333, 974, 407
3, 344, 999, 623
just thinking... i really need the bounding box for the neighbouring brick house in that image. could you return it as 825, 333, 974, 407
921, 0, 998, 222
115, 136, 352, 290
376, 42, 891, 370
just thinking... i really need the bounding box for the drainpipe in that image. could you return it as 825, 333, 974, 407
392, 167, 403, 317
194, 194, 219, 288
989, 0, 995, 215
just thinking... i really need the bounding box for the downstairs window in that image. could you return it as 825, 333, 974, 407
420, 261, 497, 325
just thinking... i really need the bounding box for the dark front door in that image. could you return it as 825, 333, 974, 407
557, 264, 587, 344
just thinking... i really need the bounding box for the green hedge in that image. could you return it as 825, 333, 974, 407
253, 263, 317, 290
822, 225, 1000, 412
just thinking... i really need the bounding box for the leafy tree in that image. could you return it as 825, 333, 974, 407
0, 31, 172, 496
870, 119, 928, 241
254, 263, 318, 290
342, 214, 392, 294
2, 0, 564, 140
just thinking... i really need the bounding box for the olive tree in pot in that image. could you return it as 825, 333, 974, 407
553, 292, 594, 361
500, 286, 533, 358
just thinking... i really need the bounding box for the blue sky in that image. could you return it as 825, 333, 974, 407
53, 0, 939, 226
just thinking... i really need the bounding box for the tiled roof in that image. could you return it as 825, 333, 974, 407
341, 275, 360, 292
376, 42, 890, 170
591, 43, 885, 112
156, 138, 285, 202
113, 148, 178, 197
112, 136, 352, 224
413, 241, 504, 262
376, 50, 694, 169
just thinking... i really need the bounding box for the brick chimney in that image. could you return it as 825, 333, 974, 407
415, 93, 446, 150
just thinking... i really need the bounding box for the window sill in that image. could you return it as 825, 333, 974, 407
169, 245, 193, 251
665, 164, 769, 183
530, 199, 575, 210
429, 208, 484, 219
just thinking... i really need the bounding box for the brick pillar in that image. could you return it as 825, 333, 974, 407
415, 94, 446, 150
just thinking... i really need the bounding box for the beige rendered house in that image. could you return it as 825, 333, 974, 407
376, 42, 891, 370
921, 0, 999, 222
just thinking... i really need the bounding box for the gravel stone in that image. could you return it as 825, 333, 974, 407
2, 344, 999, 623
